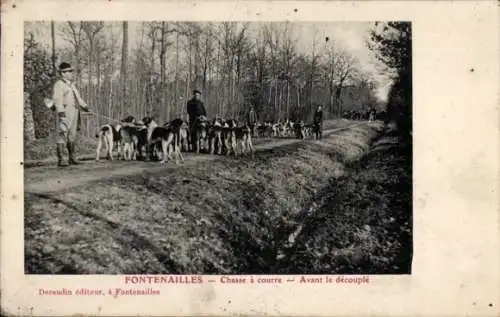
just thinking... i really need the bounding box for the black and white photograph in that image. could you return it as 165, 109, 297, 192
23, 20, 412, 275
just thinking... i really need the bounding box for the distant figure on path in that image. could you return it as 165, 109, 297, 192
51, 62, 90, 167
313, 104, 323, 140
368, 107, 376, 122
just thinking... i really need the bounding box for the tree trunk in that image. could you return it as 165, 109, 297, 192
274, 81, 280, 121
184, 74, 189, 118
51, 22, 56, 77
149, 29, 156, 115
286, 81, 290, 120
160, 22, 167, 85
330, 83, 335, 115
121, 21, 129, 113
278, 80, 283, 119
202, 32, 209, 91
185, 36, 191, 118
297, 86, 301, 111
174, 32, 180, 117
268, 83, 272, 106
88, 40, 93, 109
194, 32, 200, 89
67, 22, 83, 88
108, 77, 113, 118
95, 51, 102, 126
160, 22, 167, 120
215, 47, 220, 116
187, 43, 192, 104
335, 86, 342, 116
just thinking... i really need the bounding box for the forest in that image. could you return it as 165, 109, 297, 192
24, 22, 384, 140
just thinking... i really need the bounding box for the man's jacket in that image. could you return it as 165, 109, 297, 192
187, 99, 207, 122
313, 109, 323, 124
52, 78, 88, 132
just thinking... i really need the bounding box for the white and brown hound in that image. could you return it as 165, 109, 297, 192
233, 124, 255, 156
95, 123, 121, 161
143, 117, 184, 164
208, 117, 224, 155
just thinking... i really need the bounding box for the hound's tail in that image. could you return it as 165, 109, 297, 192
95, 126, 110, 138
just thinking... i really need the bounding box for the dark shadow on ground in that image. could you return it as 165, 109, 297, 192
274, 128, 412, 274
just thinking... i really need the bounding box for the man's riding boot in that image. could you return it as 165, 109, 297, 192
57, 144, 69, 167
67, 141, 80, 165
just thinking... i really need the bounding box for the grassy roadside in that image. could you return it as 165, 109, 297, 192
25, 122, 389, 274
278, 127, 412, 274
24, 135, 97, 162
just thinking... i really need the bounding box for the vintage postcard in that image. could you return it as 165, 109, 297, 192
1, 0, 499, 316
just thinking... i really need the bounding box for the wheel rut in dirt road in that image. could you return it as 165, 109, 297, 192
24, 123, 362, 195
25, 122, 387, 274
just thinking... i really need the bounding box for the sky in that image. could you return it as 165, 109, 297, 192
25, 21, 393, 101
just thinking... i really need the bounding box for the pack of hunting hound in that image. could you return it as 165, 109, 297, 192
343, 108, 379, 121
95, 115, 328, 165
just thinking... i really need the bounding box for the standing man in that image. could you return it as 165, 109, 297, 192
368, 106, 376, 122
186, 89, 207, 152
52, 62, 90, 167
247, 105, 257, 137
313, 104, 323, 140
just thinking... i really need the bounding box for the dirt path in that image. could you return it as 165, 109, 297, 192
25, 123, 361, 194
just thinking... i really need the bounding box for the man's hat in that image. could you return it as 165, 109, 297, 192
59, 62, 73, 72
193, 89, 201, 95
